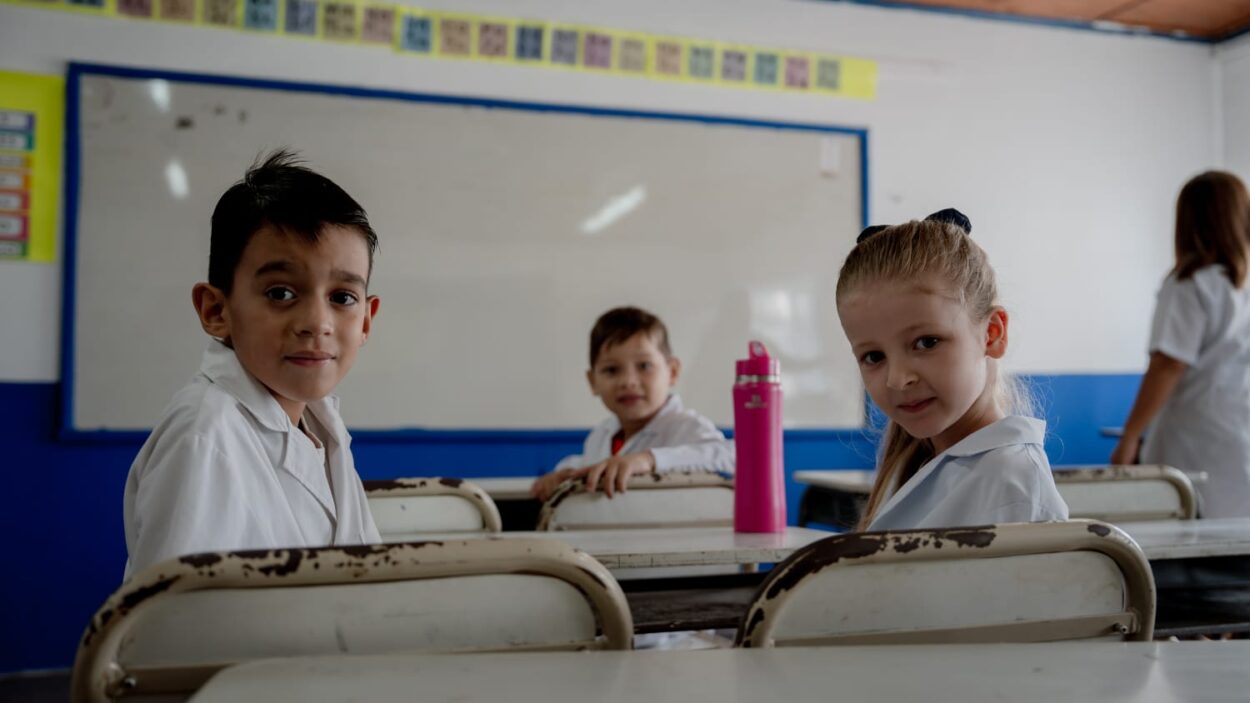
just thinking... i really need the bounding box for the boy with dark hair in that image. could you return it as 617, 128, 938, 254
123, 150, 381, 577
531, 306, 734, 501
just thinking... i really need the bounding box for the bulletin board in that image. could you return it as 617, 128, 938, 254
0, 70, 62, 262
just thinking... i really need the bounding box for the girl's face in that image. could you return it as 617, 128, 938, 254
837, 275, 1008, 453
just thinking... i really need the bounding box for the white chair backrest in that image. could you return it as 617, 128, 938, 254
1054, 465, 1197, 521
537, 471, 734, 530
365, 478, 502, 539
72, 539, 631, 703
736, 520, 1155, 648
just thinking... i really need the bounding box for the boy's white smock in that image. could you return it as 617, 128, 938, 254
554, 394, 735, 473
123, 340, 380, 579
867, 416, 1068, 531
1142, 265, 1250, 518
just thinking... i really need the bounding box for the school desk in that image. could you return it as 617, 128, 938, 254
1119, 518, 1250, 560
463, 477, 541, 530
390, 526, 828, 634
188, 642, 1250, 703
793, 468, 1211, 528
793, 470, 873, 528
465, 477, 535, 501
405, 526, 833, 571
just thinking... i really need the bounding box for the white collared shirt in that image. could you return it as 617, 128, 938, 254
122, 340, 380, 579
1142, 265, 1250, 518
867, 416, 1068, 531
554, 394, 735, 474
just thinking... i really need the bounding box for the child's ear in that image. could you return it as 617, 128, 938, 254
192, 282, 231, 340
585, 368, 598, 396
984, 306, 1009, 360
360, 295, 381, 344
668, 356, 682, 385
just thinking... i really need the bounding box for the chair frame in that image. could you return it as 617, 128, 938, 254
72, 539, 631, 703
536, 470, 734, 531
1054, 464, 1197, 521
363, 477, 504, 532
736, 520, 1156, 648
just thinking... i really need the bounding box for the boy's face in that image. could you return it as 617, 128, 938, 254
198, 224, 379, 424
586, 331, 680, 430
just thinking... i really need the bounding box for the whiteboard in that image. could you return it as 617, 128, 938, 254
66, 65, 866, 433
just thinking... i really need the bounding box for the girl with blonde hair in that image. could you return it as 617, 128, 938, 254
837, 209, 1068, 530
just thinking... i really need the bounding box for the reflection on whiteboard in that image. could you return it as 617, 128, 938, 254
69, 68, 866, 432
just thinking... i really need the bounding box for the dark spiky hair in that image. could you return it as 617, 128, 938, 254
589, 306, 672, 367
207, 149, 378, 293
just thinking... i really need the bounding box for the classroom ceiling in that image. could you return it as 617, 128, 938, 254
878, 0, 1250, 40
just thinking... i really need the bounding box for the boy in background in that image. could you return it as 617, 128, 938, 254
532, 306, 734, 501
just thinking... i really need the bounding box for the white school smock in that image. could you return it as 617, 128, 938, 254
867, 416, 1068, 531
553, 394, 735, 473
1141, 265, 1250, 518
122, 340, 380, 579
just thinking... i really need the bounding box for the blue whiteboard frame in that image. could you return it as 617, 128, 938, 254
60, 61, 871, 444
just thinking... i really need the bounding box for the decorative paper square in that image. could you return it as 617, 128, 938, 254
157, 0, 195, 21
400, 16, 432, 53
784, 56, 810, 89
551, 29, 579, 66
204, 0, 238, 27
583, 31, 612, 69
754, 52, 778, 85
323, 1, 358, 41
515, 25, 544, 60
688, 45, 714, 80
439, 18, 472, 56
0, 190, 29, 212
244, 0, 279, 31
361, 6, 395, 44
478, 21, 509, 58
655, 40, 682, 76
816, 58, 840, 91
116, 0, 154, 18
618, 38, 647, 73
720, 49, 747, 82
284, 0, 317, 36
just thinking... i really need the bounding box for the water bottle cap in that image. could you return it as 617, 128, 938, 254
736, 341, 779, 377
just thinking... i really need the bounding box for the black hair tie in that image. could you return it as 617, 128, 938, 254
924, 208, 971, 234
855, 207, 971, 244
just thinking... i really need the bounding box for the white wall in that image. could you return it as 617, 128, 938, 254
0, 0, 1219, 382
1219, 32, 1250, 179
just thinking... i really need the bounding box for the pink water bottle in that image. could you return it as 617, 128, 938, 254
733, 341, 786, 533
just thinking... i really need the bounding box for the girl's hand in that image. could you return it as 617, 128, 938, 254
582, 451, 657, 498
1110, 435, 1142, 466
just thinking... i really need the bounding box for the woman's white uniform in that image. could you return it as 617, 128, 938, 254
554, 394, 734, 473
1141, 265, 1250, 518
123, 340, 380, 579
867, 416, 1068, 531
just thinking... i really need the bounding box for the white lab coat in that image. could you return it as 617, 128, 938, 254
123, 340, 380, 579
867, 416, 1068, 531
1141, 265, 1250, 518
554, 394, 735, 473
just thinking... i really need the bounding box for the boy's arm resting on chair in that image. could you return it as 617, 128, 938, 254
649, 414, 735, 474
